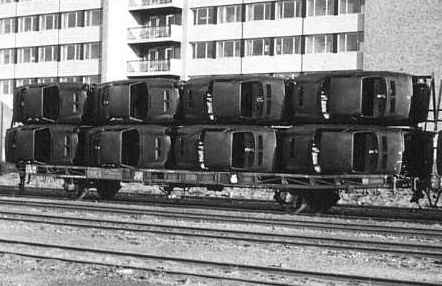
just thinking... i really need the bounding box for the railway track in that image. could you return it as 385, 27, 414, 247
1, 197, 442, 254
1, 185, 442, 223
0, 238, 440, 286
1, 196, 441, 239
0, 208, 441, 259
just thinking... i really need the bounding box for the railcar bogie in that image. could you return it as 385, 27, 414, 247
13, 83, 88, 124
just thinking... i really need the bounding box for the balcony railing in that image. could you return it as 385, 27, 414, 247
129, 0, 172, 8
127, 60, 171, 73
128, 26, 171, 41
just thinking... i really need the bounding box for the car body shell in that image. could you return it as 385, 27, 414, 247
280, 125, 404, 175
82, 125, 171, 168
181, 76, 286, 124
174, 125, 277, 172
83, 78, 180, 125
13, 83, 87, 124
289, 72, 430, 125
6, 124, 80, 165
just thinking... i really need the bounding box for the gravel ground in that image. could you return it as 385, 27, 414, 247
0, 172, 441, 285
0, 201, 441, 285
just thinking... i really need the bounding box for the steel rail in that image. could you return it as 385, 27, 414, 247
0, 238, 439, 286
0, 198, 441, 239
0, 210, 442, 259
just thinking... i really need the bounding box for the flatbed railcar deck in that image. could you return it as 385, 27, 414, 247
26, 164, 393, 190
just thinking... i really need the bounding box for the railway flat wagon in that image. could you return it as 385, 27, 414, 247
5, 124, 80, 165
289, 72, 430, 125
82, 125, 172, 169
174, 125, 277, 172
13, 83, 88, 124
181, 76, 286, 124
280, 125, 404, 175
83, 78, 181, 125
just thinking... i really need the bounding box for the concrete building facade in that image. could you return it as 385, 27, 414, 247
0, 0, 441, 110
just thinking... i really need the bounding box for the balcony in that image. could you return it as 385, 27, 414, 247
127, 59, 181, 77
128, 0, 183, 11
128, 25, 182, 44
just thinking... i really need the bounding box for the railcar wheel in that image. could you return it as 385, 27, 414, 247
96, 180, 121, 199
274, 190, 307, 213
72, 184, 89, 200
306, 190, 340, 213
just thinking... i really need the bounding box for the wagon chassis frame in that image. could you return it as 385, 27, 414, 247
26, 164, 394, 191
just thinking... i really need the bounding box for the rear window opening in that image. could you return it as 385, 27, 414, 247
34, 128, 51, 163
232, 132, 255, 169
43, 86, 60, 121
122, 129, 140, 167
130, 83, 148, 120
353, 132, 378, 172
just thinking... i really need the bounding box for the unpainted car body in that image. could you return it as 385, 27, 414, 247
83, 78, 180, 125
13, 83, 88, 124
182, 76, 286, 124
289, 72, 430, 125
83, 125, 172, 168
174, 125, 277, 172
6, 124, 80, 165
280, 125, 404, 175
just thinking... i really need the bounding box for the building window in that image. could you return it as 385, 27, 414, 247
83, 75, 100, 84
62, 11, 84, 28
0, 0, 14, 4
0, 18, 15, 34
217, 40, 241, 58
305, 34, 334, 53
192, 42, 214, 59
307, 0, 335, 16
218, 5, 242, 23
0, 49, 15, 64
275, 37, 301, 54
18, 16, 38, 32
83, 43, 100, 59
39, 13, 59, 31
37, 77, 58, 84
60, 76, 83, 83
338, 32, 362, 52
246, 2, 272, 21
38, 45, 59, 62
17, 47, 37, 63
61, 44, 82, 60
193, 7, 215, 25
85, 9, 102, 26
246, 38, 271, 56
276, 0, 302, 19
340, 0, 362, 14
16, 78, 37, 87
0, 80, 14, 95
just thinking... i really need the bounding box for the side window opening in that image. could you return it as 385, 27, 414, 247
63, 135, 71, 157
389, 80, 396, 113
155, 137, 162, 160
266, 84, 272, 115
258, 135, 263, 166
163, 90, 170, 113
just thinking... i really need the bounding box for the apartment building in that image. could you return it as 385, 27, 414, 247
1, 0, 441, 110
0, 0, 102, 108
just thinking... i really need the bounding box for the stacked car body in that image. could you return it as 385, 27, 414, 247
6, 72, 435, 184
